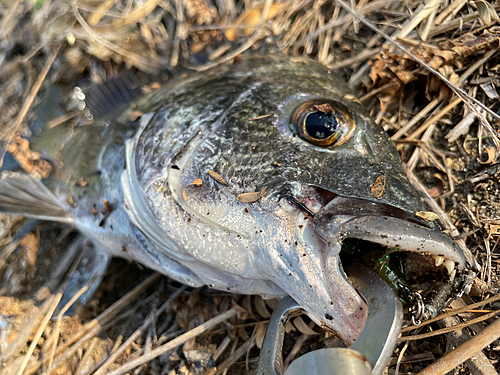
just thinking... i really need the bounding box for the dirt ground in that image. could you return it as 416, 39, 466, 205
1, 1, 500, 374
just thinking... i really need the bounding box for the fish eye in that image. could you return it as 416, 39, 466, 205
290, 99, 356, 148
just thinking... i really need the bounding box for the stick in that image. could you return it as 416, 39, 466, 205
416, 317, 500, 375
16, 293, 63, 375
104, 307, 238, 375
0, 46, 61, 168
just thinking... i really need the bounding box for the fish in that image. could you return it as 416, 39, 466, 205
0, 54, 469, 344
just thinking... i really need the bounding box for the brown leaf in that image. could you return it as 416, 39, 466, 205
237, 187, 267, 203
182, 179, 203, 200
225, 4, 284, 41
293, 316, 318, 335
477, 146, 497, 165
370, 174, 386, 198
474, 0, 500, 25
20, 232, 39, 267
255, 322, 268, 349
254, 296, 271, 318
428, 173, 445, 198
208, 170, 228, 185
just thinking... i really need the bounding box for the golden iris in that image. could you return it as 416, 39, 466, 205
291, 99, 355, 148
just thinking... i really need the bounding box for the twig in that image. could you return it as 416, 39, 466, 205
399, 310, 500, 342
416, 316, 500, 375
105, 307, 238, 375
334, 0, 500, 148
46, 286, 89, 373
190, 29, 265, 72
327, 47, 381, 70
395, 341, 409, 375
402, 287, 500, 333
16, 293, 63, 375
28, 273, 162, 375
396, 0, 442, 39
72, 3, 157, 72
0, 45, 61, 168
214, 334, 256, 375
406, 97, 462, 141
93, 285, 187, 375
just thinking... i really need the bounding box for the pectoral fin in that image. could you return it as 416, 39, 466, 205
0, 171, 72, 223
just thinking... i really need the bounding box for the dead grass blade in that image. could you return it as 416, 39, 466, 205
29, 273, 162, 375
416, 316, 500, 375
335, 0, 500, 148
72, 4, 158, 73
399, 310, 500, 342
92, 285, 187, 375
46, 286, 89, 372
402, 292, 500, 333
15, 293, 62, 375
93, 0, 162, 32
105, 307, 238, 375
0, 46, 60, 168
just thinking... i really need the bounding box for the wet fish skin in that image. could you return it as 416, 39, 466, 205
0, 54, 466, 344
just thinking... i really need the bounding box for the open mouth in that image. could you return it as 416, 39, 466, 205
291, 186, 466, 339
311, 193, 465, 278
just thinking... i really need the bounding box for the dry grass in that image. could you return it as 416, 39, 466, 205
1, 0, 500, 374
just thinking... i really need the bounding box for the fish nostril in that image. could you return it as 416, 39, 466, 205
359, 132, 374, 155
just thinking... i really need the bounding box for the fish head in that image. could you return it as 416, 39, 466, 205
134, 55, 467, 344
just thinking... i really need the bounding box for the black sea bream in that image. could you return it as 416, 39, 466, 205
0, 55, 468, 343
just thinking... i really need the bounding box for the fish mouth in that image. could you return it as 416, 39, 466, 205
313, 194, 465, 276
292, 188, 466, 343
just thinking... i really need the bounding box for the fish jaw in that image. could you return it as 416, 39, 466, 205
313, 196, 466, 273
276, 191, 466, 344
273, 209, 368, 345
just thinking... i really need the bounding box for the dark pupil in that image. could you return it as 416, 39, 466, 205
305, 111, 338, 140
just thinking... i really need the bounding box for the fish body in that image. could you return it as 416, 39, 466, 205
0, 55, 467, 343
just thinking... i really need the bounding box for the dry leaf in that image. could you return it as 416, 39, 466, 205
285, 320, 296, 334
255, 322, 268, 349
416, 211, 440, 222
428, 174, 444, 198
182, 179, 203, 200
237, 187, 267, 203
370, 174, 386, 198
293, 316, 318, 335
208, 170, 228, 185
254, 296, 271, 318
474, 1, 500, 25
20, 232, 40, 267
225, 4, 284, 41
6, 136, 52, 179
477, 146, 497, 165
265, 298, 279, 310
